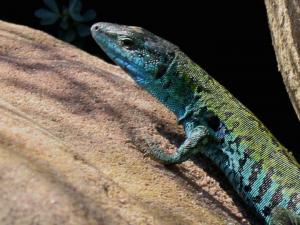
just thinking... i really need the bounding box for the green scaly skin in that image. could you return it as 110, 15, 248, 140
91, 22, 300, 225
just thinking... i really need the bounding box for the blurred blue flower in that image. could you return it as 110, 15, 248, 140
35, 0, 96, 42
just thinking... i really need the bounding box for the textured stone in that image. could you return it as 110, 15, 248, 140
0, 20, 252, 225
265, 0, 300, 121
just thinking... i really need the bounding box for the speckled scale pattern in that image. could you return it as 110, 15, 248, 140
176, 52, 300, 224
91, 22, 300, 225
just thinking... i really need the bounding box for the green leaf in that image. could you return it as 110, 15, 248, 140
43, 0, 59, 13
76, 24, 90, 37
35, 9, 59, 24
81, 9, 96, 22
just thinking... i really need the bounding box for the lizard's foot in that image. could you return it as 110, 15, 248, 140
144, 138, 180, 164
144, 126, 209, 165
270, 207, 300, 225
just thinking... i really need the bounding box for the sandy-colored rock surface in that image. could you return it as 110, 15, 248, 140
264, 0, 300, 121
0, 21, 257, 225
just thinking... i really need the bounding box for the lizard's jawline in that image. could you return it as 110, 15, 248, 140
113, 56, 150, 86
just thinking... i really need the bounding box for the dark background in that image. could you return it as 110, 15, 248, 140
1, 1, 300, 158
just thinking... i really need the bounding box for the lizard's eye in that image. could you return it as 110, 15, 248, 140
119, 38, 135, 50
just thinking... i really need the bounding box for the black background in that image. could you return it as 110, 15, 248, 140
1, 1, 300, 158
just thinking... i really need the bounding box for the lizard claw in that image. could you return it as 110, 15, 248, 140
143, 150, 152, 158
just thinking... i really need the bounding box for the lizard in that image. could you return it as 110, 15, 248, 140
91, 22, 300, 225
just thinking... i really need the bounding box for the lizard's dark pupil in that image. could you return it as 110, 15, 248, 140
121, 39, 134, 49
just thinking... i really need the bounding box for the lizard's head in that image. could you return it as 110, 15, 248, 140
91, 22, 179, 87
91, 22, 194, 117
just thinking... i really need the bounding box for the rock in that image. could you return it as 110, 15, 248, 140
0, 21, 252, 225
264, 0, 300, 121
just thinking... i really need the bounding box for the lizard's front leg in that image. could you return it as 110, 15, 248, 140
146, 126, 210, 164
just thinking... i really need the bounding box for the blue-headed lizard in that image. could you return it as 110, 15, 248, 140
91, 22, 300, 225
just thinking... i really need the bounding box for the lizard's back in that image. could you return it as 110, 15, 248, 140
184, 55, 300, 223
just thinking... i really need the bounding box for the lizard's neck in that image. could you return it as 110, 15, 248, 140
147, 52, 198, 119
134, 51, 214, 122
161, 52, 213, 118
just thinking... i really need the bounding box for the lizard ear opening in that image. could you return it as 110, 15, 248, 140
155, 64, 168, 79
154, 51, 177, 80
